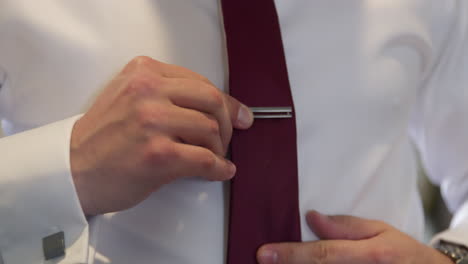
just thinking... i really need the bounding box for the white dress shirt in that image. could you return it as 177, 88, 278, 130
0, 1, 468, 263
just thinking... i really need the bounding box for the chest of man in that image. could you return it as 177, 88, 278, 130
0, 1, 455, 263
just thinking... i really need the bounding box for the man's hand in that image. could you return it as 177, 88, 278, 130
257, 211, 453, 264
70, 56, 253, 216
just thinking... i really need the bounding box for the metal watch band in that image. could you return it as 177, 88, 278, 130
435, 240, 468, 264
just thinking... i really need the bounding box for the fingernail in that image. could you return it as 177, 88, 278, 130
307, 211, 333, 233
226, 160, 237, 178
313, 210, 326, 217
237, 104, 254, 128
308, 210, 328, 221
258, 247, 278, 264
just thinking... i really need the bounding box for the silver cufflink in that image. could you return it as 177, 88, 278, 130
250, 107, 293, 119
42, 231, 66, 260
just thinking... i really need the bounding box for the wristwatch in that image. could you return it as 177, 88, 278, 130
435, 240, 468, 264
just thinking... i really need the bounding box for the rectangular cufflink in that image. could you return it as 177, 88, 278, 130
43, 231, 66, 260
250, 107, 293, 119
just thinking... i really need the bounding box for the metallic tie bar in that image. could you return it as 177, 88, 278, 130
250, 107, 293, 119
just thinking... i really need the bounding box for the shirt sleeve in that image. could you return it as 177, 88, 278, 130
0, 115, 89, 264
410, 0, 468, 246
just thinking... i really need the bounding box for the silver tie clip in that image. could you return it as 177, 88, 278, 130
250, 107, 293, 119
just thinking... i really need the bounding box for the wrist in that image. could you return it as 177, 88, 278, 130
70, 119, 95, 216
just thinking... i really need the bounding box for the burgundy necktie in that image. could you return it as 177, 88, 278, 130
222, 0, 302, 263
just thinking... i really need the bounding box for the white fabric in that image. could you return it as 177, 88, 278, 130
0, 115, 88, 264
0, 0, 467, 263
431, 201, 468, 246
421, 0, 468, 247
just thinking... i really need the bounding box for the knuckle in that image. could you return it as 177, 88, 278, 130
207, 119, 220, 135
145, 139, 178, 166
206, 85, 224, 109
125, 73, 154, 95
123, 56, 163, 75
134, 103, 167, 129
279, 247, 296, 264
135, 103, 153, 126
199, 152, 217, 171
123, 56, 155, 74
130, 56, 156, 68
314, 243, 331, 263
124, 73, 166, 98
368, 245, 396, 264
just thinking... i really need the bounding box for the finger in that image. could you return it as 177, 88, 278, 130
170, 142, 236, 181
122, 70, 234, 154
165, 78, 227, 113
134, 99, 224, 155
164, 78, 232, 151
258, 240, 372, 264
164, 78, 252, 150
161, 105, 225, 155
306, 211, 388, 240
224, 94, 254, 129
161, 69, 254, 129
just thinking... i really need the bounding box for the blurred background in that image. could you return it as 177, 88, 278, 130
0, 123, 452, 242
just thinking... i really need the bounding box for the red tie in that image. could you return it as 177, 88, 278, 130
222, 0, 302, 263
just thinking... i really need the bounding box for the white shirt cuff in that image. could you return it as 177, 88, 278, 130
430, 200, 468, 247
0, 115, 88, 263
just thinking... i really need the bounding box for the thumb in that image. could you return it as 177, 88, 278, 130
224, 95, 254, 129
306, 210, 388, 241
